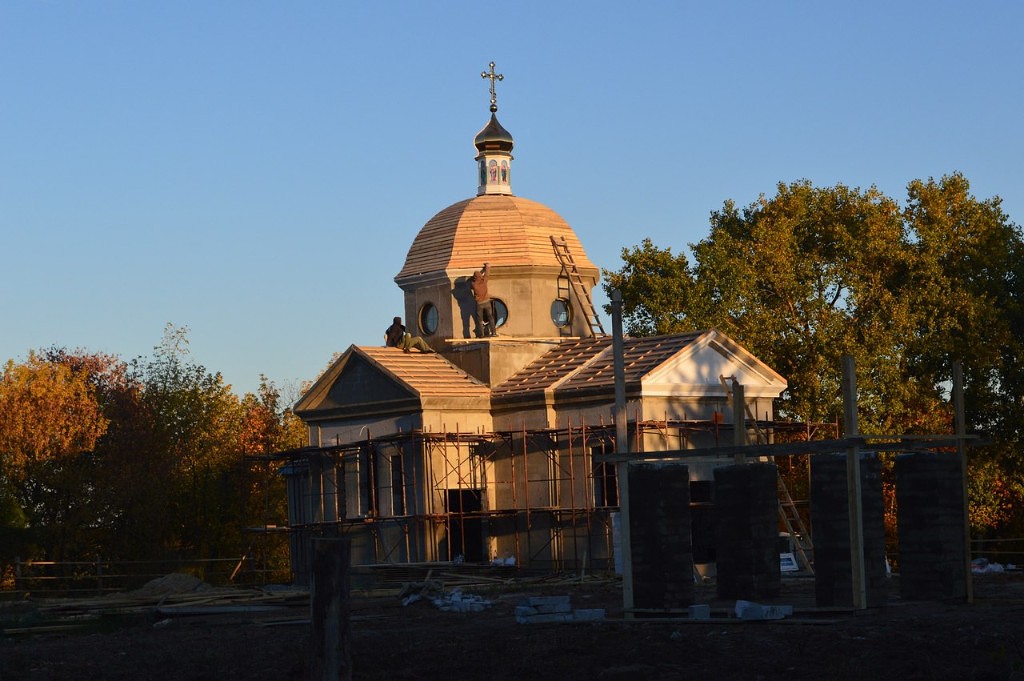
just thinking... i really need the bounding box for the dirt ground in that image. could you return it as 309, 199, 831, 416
3, 572, 1024, 681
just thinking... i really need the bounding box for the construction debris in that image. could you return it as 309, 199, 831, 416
399, 582, 492, 612
434, 588, 492, 613
0, 574, 309, 638
734, 600, 793, 621
687, 604, 711, 620
972, 558, 1016, 574
515, 595, 606, 624
399, 580, 445, 606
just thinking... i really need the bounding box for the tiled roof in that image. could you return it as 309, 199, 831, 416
395, 195, 597, 280
358, 346, 491, 399
491, 332, 706, 401
560, 332, 705, 393
490, 337, 608, 398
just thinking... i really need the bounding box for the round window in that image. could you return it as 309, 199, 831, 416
491, 299, 508, 328
419, 303, 439, 336
550, 299, 571, 327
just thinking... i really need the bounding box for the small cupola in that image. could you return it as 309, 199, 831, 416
475, 62, 514, 196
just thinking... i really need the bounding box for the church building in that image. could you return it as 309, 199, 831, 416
283, 64, 787, 583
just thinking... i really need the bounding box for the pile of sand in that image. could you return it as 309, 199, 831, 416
128, 573, 212, 598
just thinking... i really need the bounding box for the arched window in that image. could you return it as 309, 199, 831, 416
419, 303, 439, 336
491, 299, 508, 328
550, 299, 571, 328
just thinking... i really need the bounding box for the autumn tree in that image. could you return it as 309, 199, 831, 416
1, 324, 311, 578
0, 352, 110, 560
0, 352, 109, 479
138, 324, 245, 563
239, 375, 306, 579
240, 375, 306, 457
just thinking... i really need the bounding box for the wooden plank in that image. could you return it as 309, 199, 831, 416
156, 605, 289, 615
843, 356, 867, 611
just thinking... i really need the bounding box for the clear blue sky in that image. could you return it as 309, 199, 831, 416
3, 1, 1022, 399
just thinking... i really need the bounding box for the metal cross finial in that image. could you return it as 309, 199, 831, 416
481, 61, 503, 113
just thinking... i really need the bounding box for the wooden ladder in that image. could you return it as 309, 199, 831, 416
778, 473, 814, 574
550, 235, 605, 337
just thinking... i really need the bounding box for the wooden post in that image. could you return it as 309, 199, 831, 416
611, 289, 634, 616
952, 362, 974, 603
732, 381, 746, 463
842, 356, 867, 610
311, 538, 351, 681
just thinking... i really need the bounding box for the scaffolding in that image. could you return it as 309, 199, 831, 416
245, 415, 837, 583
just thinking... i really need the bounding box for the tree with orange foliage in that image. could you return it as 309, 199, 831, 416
0, 351, 111, 560
0, 352, 108, 478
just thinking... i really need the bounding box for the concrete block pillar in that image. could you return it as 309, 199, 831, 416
714, 463, 780, 600
810, 452, 888, 607
896, 452, 967, 601
627, 462, 695, 611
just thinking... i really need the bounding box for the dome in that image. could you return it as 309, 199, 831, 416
474, 114, 514, 151
395, 194, 598, 283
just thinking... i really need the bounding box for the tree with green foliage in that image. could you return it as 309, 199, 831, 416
903, 175, 1024, 533
604, 173, 1024, 534
604, 238, 694, 337
606, 180, 935, 431
138, 324, 245, 563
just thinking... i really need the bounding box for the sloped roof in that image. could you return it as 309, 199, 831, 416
294, 345, 490, 417
492, 332, 705, 402
395, 195, 597, 281
295, 330, 786, 421
492, 330, 787, 404
488, 337, 608, 397
560, 332, 707, 393
357, 347, 490, 398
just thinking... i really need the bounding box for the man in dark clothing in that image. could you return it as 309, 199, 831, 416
470, 263, 496, 337
385, 317, 406, 347
385, 317, 434, 353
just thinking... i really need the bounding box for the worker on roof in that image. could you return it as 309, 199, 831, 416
385, 317, 434, 353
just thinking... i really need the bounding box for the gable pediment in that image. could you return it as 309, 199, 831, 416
322, 353, 416, 408
642, 331, 787, 398
294, 346, 421, 418
294, 345, 493, 422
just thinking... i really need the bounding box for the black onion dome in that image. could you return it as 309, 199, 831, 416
474, 113, 514, 152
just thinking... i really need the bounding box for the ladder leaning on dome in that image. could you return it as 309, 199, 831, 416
550, 235, 606, 337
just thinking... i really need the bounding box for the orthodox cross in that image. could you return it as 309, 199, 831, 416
481, 61, 503, 112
